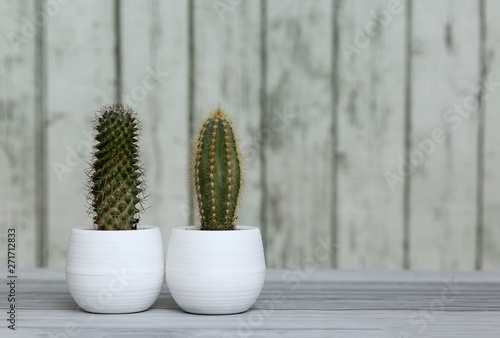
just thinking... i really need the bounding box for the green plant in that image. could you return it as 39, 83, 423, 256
193, 107, 242, 230
87, 104, 145, 230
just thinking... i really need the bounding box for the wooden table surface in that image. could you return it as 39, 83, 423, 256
2, 269, 500, 337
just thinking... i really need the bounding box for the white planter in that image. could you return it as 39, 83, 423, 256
165, 226, 266, 314
65, 225, 165, 314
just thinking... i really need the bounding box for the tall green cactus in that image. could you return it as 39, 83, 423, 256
193, 107, 242, 230
87, 104, 145, 230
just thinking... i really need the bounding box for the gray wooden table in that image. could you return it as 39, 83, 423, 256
2, 269, 500, 337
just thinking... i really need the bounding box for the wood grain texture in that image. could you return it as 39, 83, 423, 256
46, 0, 116, 266
264, 0, 333, 269
336, 0, 405, 269
121, 0, 190, 257
0, 0, 37, 267
192, 0, 262, 233
409, 0, 480, 269
482, 0, 500, 270
4, 268, 500, 337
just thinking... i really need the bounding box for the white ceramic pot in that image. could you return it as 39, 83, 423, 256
65, 225, 165, 314
165, 226, 266, 314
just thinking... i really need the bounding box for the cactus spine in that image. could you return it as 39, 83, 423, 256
193, 108, 242, 230
87, 104, 145, 230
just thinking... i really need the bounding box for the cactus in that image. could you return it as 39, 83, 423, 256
193, 107, 242, 230
87, 104, 145, 230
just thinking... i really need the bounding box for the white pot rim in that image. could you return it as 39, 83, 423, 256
173, 225, 259, 232
71, 225, 157, 232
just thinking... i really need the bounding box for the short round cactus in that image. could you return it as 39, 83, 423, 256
192, 107, 243, 230
86, 104, 146, 230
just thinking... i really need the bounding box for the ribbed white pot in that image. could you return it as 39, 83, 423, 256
165, 226, 266, 315
65, 226, 165, 314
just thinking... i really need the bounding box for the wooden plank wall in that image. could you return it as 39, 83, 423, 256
410, 1, 480, 270
0, 0, 499, 270
265, 0, 333, 268
0, 0, 38, 268
483, 0, 500, 269
336, 0, 405, 269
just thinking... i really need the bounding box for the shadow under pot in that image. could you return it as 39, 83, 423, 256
65, 225, 165, 314
165, 225, 266, 315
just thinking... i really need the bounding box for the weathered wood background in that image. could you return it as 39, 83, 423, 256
1, 0, 499, 270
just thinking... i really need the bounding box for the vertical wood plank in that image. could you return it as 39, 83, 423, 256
187, 0, 195, 226
409, 0, 480, 269
47, 0, 116, 266
475, 0, 486, 270
0, 0, 37, 267
482, 0, 500, 269
121, 0, 189, 254
265, 0, 332, 268
34, 0, 48, 267
403, 0, 412, 269
337, 0, 405, 269
192, 1, 261, 235
260, 0, 268, 252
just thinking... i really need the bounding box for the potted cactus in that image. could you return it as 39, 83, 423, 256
65, 104, 164, 314
165, 107, 266, 314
